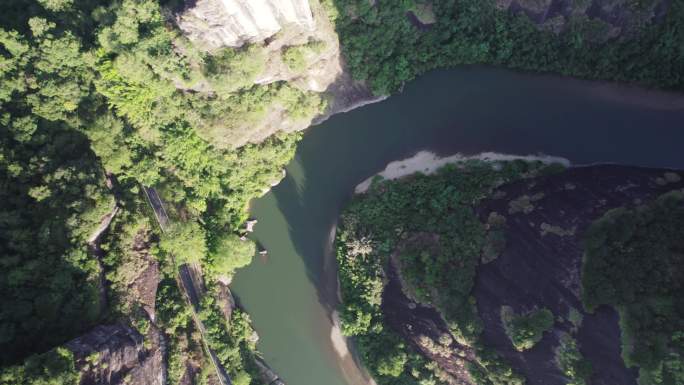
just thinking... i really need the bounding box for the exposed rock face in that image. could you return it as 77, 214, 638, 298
473, 165, 684, 385
254, 356, 287, 385
217, 282, 236, 323
177, 0, 314, 49
383, 262, 476, 385
65, 324, 165, 385
127, 229, 160, 320
381, 165, 684, 385
108, 226, 160, 321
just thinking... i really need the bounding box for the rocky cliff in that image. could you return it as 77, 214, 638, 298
175, 0, 673, 145
176, 0, 376, 143
65, 324, 165, 385
473, 165, 684, 385
178, 0, 315, 49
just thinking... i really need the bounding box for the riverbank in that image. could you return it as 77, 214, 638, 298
231, 66, 684, 385
354, 150, 570, 193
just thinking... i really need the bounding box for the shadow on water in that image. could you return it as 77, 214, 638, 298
235, 66, 684, 385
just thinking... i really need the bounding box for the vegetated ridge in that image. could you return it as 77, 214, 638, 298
336, 159, 684, 385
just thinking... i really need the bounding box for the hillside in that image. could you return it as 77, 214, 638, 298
336, 159, 684, 385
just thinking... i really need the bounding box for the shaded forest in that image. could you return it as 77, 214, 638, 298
330, 0, 684, 95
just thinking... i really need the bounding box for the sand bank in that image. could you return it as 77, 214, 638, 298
355, 151, 571, 193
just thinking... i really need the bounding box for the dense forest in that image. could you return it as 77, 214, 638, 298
330, 0, 684, 95
0, 0, 323, 382
336, 160, 563, 384
328, 2, 684, 381
2, 0, 684, 384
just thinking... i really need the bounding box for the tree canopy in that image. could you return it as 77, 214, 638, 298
0, 0, 316, 372
582, 191, 684, 385
332, 0, 684, 95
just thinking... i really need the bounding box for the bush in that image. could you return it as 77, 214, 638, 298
501, 306, 554, 351
208, 234, 256, 278
467, 347, 526, 385
376, 351, 408, 377
555, 333, 592, 385
198, 288, 260, 381
281, 40, 326, 72
159, 222, 207, 265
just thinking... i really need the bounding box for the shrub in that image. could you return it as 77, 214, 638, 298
208, 234, 255, 278
0, 347, 79, 385
159, 222, 207, 265
501, 306, 554, 351
555, 333, 592, 385
281, 40, 326, 72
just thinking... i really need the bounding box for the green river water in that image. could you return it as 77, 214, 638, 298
231, 67, 684, 385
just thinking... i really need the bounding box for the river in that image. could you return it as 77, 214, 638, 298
231, 67, 684, 385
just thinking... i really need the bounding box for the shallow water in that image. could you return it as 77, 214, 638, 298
231, 67, 684, 385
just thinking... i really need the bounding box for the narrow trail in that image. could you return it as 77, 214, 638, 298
142, 186, 233, 385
